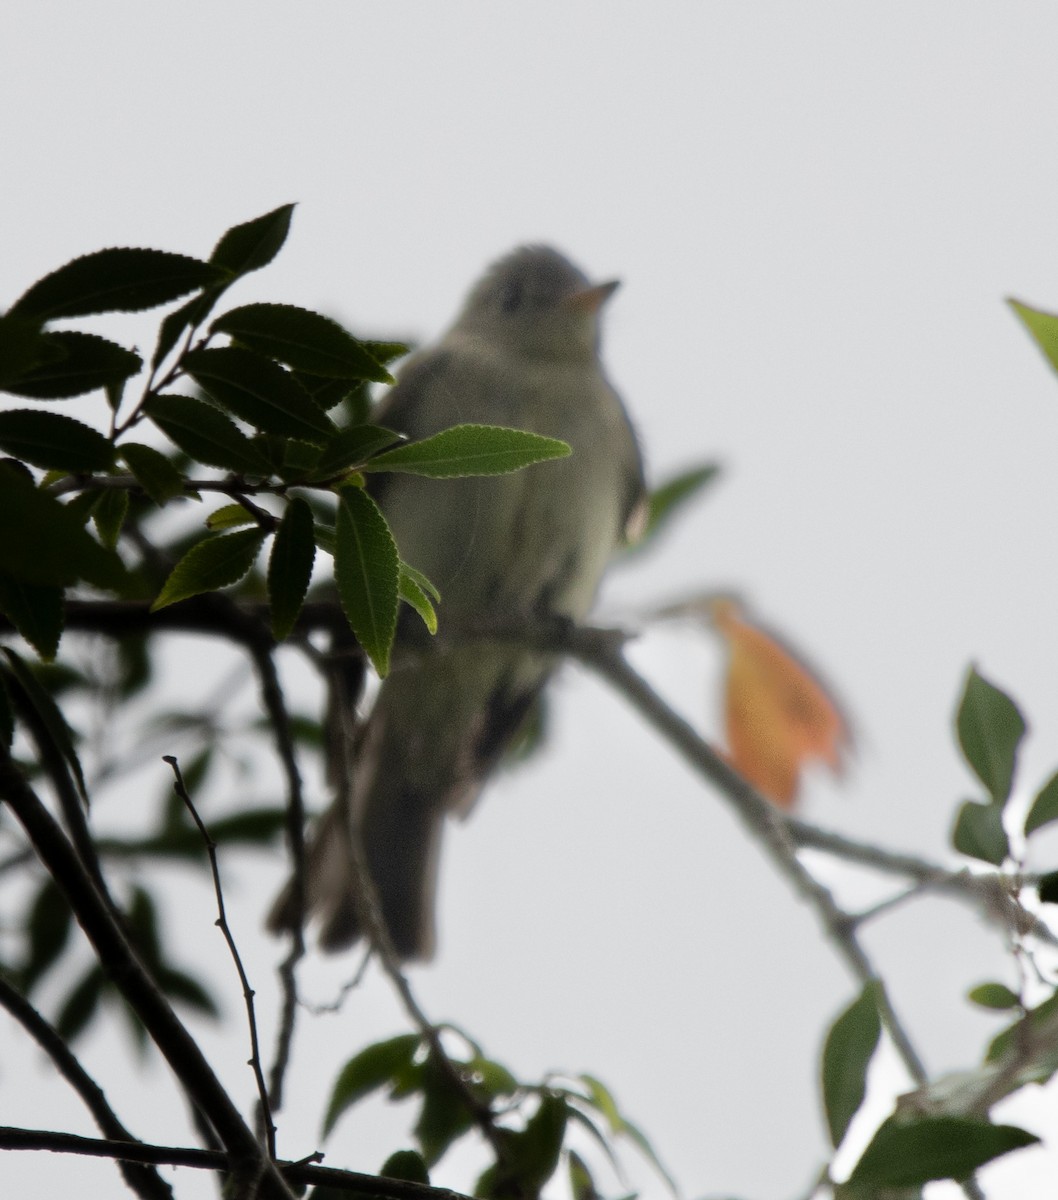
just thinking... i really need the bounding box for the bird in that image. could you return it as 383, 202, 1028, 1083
270, 245, 645, 960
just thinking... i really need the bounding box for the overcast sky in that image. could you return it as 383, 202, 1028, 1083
6, 5, 1058, 1198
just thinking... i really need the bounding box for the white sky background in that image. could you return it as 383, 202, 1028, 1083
5, 4, 1058, 1198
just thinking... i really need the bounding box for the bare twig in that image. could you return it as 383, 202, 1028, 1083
247, 640, 308, 1120
163, 755, 277, 1161
0, 975, 173, 1199
0, 745, 294, 1199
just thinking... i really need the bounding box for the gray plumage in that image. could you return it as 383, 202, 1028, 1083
270, 246, 644, 960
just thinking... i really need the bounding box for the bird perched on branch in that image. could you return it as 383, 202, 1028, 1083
270, 245, 645, 960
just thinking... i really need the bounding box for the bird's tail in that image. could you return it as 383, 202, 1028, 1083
267, 786, 444, 962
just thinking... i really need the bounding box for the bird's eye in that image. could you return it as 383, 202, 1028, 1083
499, 279, 523, 313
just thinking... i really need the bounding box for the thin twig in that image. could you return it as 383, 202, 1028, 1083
0, 974, 173, 1200
247, 641, 308, 1120
0, 745, 294, 1199
562, 627, 930, 1085
163, 755, 277, 1161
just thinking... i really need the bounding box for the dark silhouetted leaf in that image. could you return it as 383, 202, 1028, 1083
0, 410, 113, 472
334, 485, 398, 676
183, 346, 336, 443
0, 313, 66, 385
56, 967, 105, 1042
120, 442, 186, 504
210, 204, 295, 277
0, 574, 64, 660
268, 497, 315, 641
0, 466, 124, 589
8, 248, 228, 320
212, 303, 395, 382
152, 528, 266, 610
20, 879, 73, 992
144, 393, 270, 475
4, 331, 142, 400
92, 487, 128, 549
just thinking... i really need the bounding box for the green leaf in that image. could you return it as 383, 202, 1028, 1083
152, 528, 266, 610
334, 486, 398, 677
308, 424, 403, 480
0, 575, 64, 659
210, 204, 295, 277
956, 667, 1025, 805
120, 442, 186, 504
845, 1115, 1038, 1191
379, 1150, 429, 1185
8, 248, 229, 321
205, 503, 256, 531
0, 466, 125, 588
183, 346, 336, 443
92, 488, 129, 550
268, 497, 316, 640
3, 331, 142, 400
822, 980, 882, 1148
362, 339, 411, 367
639, 462, 721, 546
568, 1150, 599, 1200
968, 982, 1020, 1010
322, 1034, 422, 1137
363, 423, 571, 478
0, 409, 113, 472
413, 1059, 475, 1165
0, 648, 88, 802
398, 561, 438, 635
476, 1095, 568, 1198
1025, 770, 1058, 837
986, 991, 1058, 1073
952, 799, 1010, 865
1010, 299, 1058, 378
144, 393, 270, 475
212, 303, 395, 382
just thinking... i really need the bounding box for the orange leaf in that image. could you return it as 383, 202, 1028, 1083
709, 596, 851, 809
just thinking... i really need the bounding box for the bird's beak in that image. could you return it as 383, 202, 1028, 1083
567, 279, 620, 313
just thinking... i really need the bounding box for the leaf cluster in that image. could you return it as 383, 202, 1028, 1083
0, 205, 572, 674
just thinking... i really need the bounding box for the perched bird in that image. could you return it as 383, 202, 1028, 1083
271, 246, 645, 960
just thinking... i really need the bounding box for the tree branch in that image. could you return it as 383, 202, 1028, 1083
0, 1125, 470, 1199
0, 976, 173, 1199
